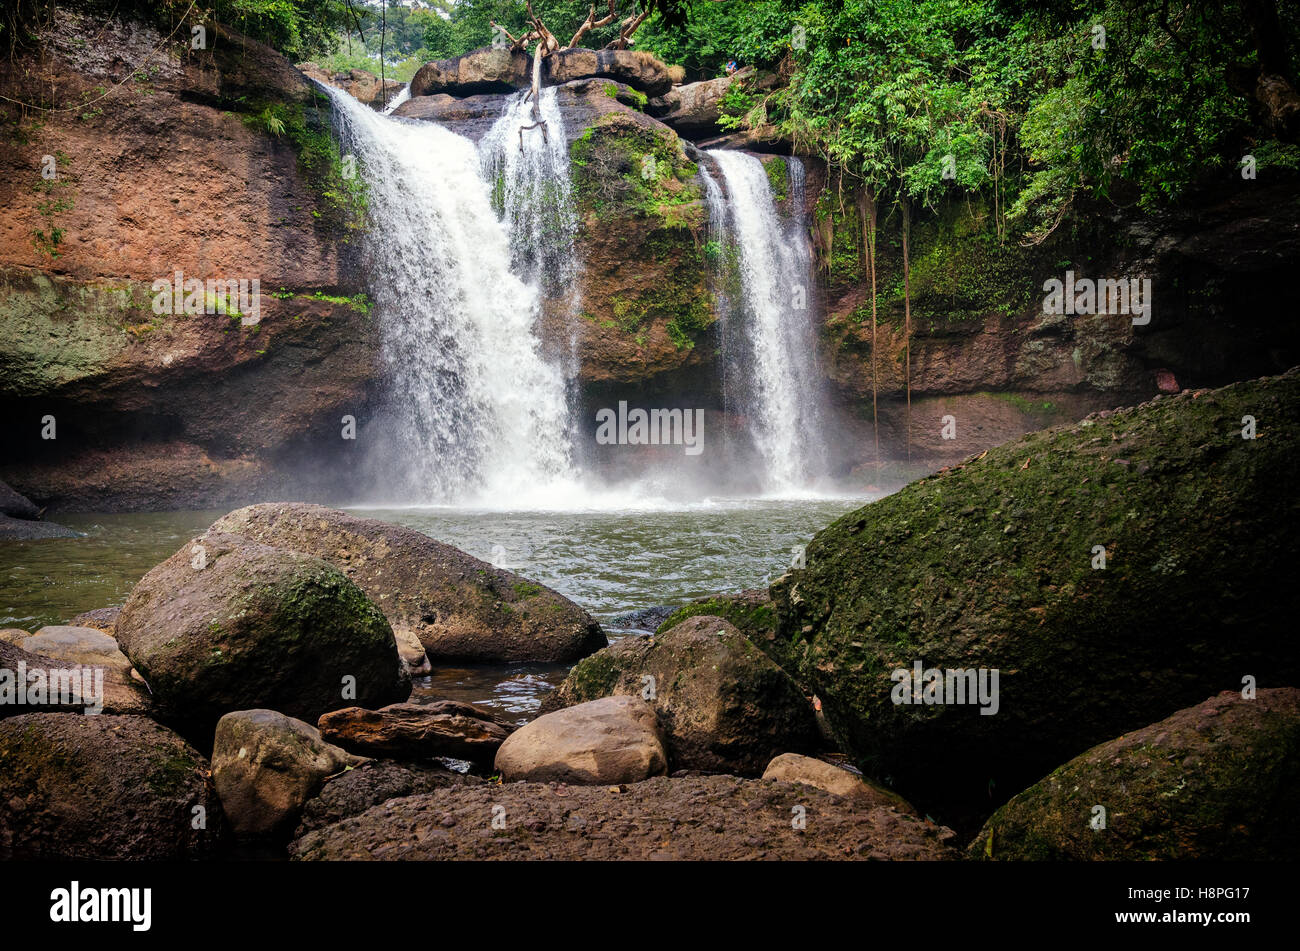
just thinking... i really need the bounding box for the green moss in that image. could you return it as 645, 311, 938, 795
763, 156, 788, 203
239, 93, 368, 238
569, 113, 701, 226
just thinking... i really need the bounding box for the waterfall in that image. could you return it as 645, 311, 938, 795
318, 83, 576, 506
381, 83, 410, 115
478, 87, 579, 296
705, 150, 828, 493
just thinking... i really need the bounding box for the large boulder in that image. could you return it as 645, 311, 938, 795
115, 531, 409, 736
210, 503, 605, 663
317, 700, 511, 764
494, 695, 668, 785
289, 774, 958, 861
0, 714, 224, 859
771, 370, 1300, 824
970, 689, 1300, 860
409, 46, 530, 97
648, 69, 751, 137
212, 709, 366, 839
543, 616, 820, 774
68, 606, 121, 635
542, 48, 674, 97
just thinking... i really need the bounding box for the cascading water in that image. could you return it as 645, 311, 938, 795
705, 150, 828, 493
381, 83, 410, 115
478, 87, 578, 296
319, 83, 576, 506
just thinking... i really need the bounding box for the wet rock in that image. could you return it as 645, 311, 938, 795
212, 709, 366, 839
0, 514, 81, 539
763, 753, 917, 814
295, 759, 484, 836
68, 606, 121, 635
0, 714, 224, 859
543, 616, 819, 775
318, 700, 511, 764
297, 63, 403, 107
0, 479, 38, 519
410, 46, 530, 97
289, 774, 958, 861
969, 689, 1300, 860
542, 48, 674, 97
1, 626, 130, 671
494, 695, 668, 784
648, 69, 750, 137
0, 640, 152, 717
210, 503, 605, 663
115, 531, 409, 737
771, 369, 1300, 825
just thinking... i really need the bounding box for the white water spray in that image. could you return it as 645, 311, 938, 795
706, 150, 827, 492
478, 86, 579, 294
320, 83, 576, 505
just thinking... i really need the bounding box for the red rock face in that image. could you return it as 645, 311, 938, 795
0, 10, 378, 510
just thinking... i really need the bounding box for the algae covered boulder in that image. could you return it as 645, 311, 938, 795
0, 714, 224, 859
544, 616, 820, 774
969, 689, 1300, 860
771, 370, 1300, 822
116, 531, 410, 735
210, 503, 605, 663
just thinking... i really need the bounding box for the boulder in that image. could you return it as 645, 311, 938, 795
0, 640, 152, 717
655, 588, 782, 661
289, 774, 958, 861
115, 531, 409, 736
771, 370, 1300, 825
494, 695, 668, 785
648, 69, 751, 137
209, 503, 605, 663
317, 700, 511, 764
763, 753, 916, 813
212, 709, 366, 838
970, 689, 1300, 860
68, 606, 121, 635
295, 760, 483, 837
410, 46, 530, 97
542, 616, 819, 774
1, 626, 130, 671
542, 48, 674, 97
0, 479, 39, 519
0, 714, 224, 859
296, 63, 403, 107
0, 514, 81, 539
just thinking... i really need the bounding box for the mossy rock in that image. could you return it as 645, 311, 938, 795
0, 714, 225, 859
969, 689, 1300, 860
771, 369, 1300, 828
656, 589, 786, 665
542, 616, 820, 775
116, 530, 410, 739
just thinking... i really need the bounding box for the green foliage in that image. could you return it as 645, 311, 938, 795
210, 0, 357, 59
241, 93, 368, 236
31, 150, 74, 259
